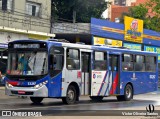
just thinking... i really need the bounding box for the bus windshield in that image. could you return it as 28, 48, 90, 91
7, 51, 48, 76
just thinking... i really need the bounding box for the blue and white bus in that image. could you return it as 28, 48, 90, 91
5, 39, 158, 104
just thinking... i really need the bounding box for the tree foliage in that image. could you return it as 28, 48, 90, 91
120, 4, 148, 23
51, 0, 109, 23
120, 0, 160, 32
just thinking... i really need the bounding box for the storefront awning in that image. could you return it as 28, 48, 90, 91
0, 26, 55, 37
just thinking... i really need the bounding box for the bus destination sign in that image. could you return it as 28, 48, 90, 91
14, 44, 40, 49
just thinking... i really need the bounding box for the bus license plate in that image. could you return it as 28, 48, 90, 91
18, 91, 25, 94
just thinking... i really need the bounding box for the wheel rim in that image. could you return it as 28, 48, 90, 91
126, 87, 131, 98
67, 89, 75, 101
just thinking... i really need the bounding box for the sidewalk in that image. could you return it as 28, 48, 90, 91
0, 86, 5, 90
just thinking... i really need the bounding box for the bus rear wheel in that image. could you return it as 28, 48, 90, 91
30, 97, 43, 104
117, 84, 133, 101
124, 84, 133, 101
90, 96, 103, 102
62, 85, 77, 104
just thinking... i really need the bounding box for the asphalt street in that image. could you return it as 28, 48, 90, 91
0, 87, 160, 117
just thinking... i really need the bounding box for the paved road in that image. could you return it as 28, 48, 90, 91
0, 88, 160, 116
0, 89, 160, 114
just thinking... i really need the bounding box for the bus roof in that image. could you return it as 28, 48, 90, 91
92, 45, 157, 55
9, 39, 158, 56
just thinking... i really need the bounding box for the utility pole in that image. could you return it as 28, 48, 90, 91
73, 10, 76, 23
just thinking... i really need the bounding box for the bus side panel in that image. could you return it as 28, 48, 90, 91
61, 70, 81, 97
145, 72, 158, 92
48, 73, 62, 97
120, 72, 140, 95
120, 72, 158, 95
138, 72, 157, 93
60, 47, 81, 97
109, 71, 119, 95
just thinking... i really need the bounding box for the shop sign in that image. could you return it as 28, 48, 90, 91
93, 36, 122, 47
144, 45, 160, 62
124, 16, 143, 43
123, 43, 142, 51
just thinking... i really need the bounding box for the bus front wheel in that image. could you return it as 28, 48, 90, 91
62, 85, 77, 104
30, 97, 43, 104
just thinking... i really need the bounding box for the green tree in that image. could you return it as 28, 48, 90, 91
146, 0, 160, 16
51, 0, 110, 23
145, 0, 160, 31
120, 4, 148, 26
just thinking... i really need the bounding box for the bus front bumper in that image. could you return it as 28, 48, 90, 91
5, 85, 48, 97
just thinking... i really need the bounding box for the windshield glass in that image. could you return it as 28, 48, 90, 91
7, 51, 48, 76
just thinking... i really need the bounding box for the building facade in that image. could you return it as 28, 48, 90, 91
105, 0, 147, 22
0, 0, 53, 43
0, 0, 55, 77
51, 22, 91, 44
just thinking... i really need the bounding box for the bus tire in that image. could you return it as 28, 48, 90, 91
62, 85, 77, 104
90, 96, 103, 102
30, 97, 43, 104
124, 84, 133, 101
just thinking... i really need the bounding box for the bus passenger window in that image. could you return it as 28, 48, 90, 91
67, 49, 80, 70
94, 51, 107, 70
122, 54, 133, 71
134, 55, 145, 72
146, 56, 156, 72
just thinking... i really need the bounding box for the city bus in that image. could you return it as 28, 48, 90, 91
5, 39, 158, 104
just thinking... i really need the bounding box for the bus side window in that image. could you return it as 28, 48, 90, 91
134, 55, 145, 72
94, 51, 107, 70
67, 49, 80, 70
49, 47, 64, 77
122, 54, 133, 71
145, 56, 156, 72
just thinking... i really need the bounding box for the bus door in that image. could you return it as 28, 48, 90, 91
91, 51, 108, 96
81, 52, 91, 95
108, 54, 120, 95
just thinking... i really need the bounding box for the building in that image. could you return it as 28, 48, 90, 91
104, 0, 135, 21
52, 22, 91, 44
105, 0, 149, 22
0, 0, 55, 76
0, 0, 54, 43
111, 5, 131, 22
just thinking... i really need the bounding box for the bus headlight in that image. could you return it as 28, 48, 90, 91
6, 82, 13, 88
34, 80, 48, 89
